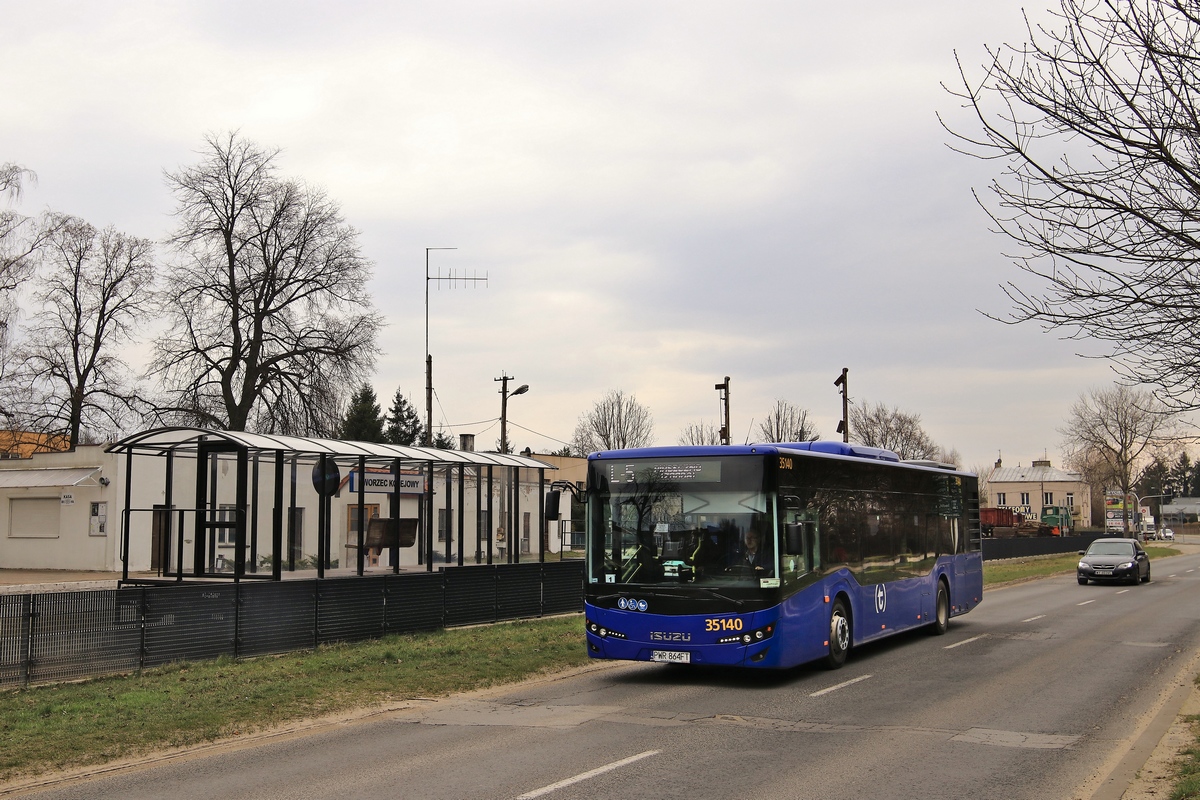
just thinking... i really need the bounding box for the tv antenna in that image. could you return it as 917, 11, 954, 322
424, 247, 488, 446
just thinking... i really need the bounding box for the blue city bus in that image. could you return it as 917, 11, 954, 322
583, 442, 983, 669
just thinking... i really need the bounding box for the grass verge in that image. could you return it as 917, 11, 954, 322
984, 545, 1179, 586
1172, 708, 1200, 800
0, 615, 588, 784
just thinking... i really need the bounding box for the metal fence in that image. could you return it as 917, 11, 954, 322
982, 532, 1111, 561
0, 561, 584, 688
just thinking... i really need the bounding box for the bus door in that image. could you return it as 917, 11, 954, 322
781, 505, 820, 587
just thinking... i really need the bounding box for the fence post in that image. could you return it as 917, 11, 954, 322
20, 594, 33, 687
312, 578, 320, 650
138, 587, 147, 672
234, 582, 242, 659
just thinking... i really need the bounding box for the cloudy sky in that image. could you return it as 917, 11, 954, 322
2, 0, 1121, 469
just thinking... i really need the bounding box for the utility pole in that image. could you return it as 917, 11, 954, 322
495, 373, 529, 454
834, 368, 849, 443
424, 247, 486, 446
715, 377, 731, 445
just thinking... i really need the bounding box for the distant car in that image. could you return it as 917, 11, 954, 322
1078, 538, 1150, 585
1161, 528, 1175, 541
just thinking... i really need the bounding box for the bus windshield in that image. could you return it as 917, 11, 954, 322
587, 457, 774, 588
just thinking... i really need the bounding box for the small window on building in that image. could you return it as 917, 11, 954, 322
996, 492, 1006, 506
1043, 492, 1054, 506
1066, 493, 1074, 507
438, 508, 449, 542
1020, 492, 1030, 506
216, 504, 236, 545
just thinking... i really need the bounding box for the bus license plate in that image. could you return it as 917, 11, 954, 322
651, 650, 690, 664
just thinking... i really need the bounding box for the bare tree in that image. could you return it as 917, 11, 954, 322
938, 447, 963, 468
571, 389, 654, 455
0, 164, 45, 366
17, 213, 156, 448
150, 132, 381, 435
1059, 385, 1180, 532
1063, 444, 1118, 532
678, 420, 722, 446
756, 399, 819, 443
849, 400, 940, 460
946, 0, 1200, 410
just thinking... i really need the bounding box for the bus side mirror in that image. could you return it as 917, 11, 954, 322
545, 490, 562, 521
785, 523, 804, 555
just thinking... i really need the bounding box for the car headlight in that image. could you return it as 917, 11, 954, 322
1118, 561, 1134, 570
1078, 561, 1087, 570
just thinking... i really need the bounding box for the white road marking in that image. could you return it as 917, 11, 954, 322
1022, 615, 1045, 622
516, 750, 660, 799
944, 635, 987, 650
810, 674, 873, 697
1077, 599, 1096, 606
1116, 589, 1130, 594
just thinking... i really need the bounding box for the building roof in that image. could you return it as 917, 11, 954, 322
107, 427, 556, 470
1163, 497, 1200, 515
990, 464, 1085, 484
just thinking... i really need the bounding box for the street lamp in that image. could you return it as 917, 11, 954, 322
834, 368, 849, 443
1134, 491, 1170, 539
495, 374, 528, 454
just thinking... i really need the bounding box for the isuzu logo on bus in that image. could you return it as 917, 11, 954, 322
617, 597, 649, 612
650, 631, 691, 642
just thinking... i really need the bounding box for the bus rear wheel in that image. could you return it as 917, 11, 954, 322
929, 581, 949, 636
825, 599, 850, 669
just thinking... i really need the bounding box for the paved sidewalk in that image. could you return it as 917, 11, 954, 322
0, 569, 128, 594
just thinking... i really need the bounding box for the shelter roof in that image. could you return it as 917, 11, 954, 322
0, 466, 101, 487
107, 427, 555, 470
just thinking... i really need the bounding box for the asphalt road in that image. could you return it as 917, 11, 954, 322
11, 551, 1200, 800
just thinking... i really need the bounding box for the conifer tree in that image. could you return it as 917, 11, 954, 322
384, 388, 423, 446
340, 384, 385, 442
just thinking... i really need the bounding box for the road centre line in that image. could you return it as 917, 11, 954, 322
1117, 589, 1130, 594
1022, 615, 1045, 622
944, 635, 986, 650
810, 674, 873, 697
1078, 599, 1096, 606
516, 750, 660, 799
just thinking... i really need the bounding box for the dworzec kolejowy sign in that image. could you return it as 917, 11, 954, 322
349, 470, 426, 494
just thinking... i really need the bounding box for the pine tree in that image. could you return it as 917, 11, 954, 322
340, 384, 386, 442
1170, 452, 1193, 498
384, 388, 423, 446
432, 429, 456, 449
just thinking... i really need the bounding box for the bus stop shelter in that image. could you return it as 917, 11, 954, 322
107, 427, 556, 585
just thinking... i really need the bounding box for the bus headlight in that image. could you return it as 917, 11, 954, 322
586, 619, 627, 640
719, 623, 775, 645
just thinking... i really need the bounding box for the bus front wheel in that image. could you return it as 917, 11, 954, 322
929, 581, 949, 636
825, 599, 850, 669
